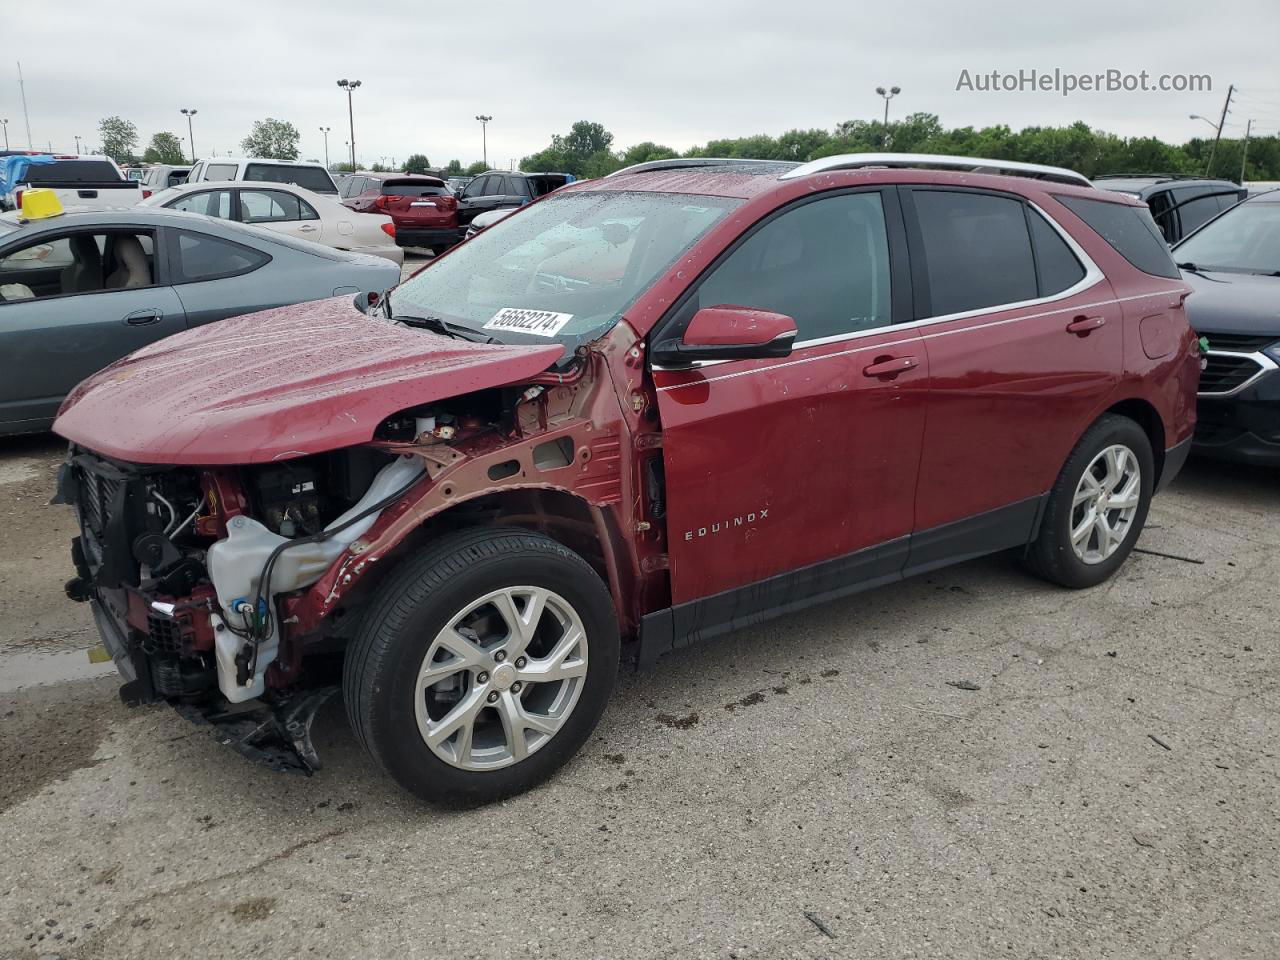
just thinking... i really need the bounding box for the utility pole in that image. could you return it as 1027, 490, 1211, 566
17, 61, 33, 149
476, 115, 492, 168
875, 86, 901, 149
2, 119, 10, 150
337, 79, 361, 168
1205, 83, 1234, 177
181, 108, 198, 162
74, 134, 81, 154
1239, 118, 1252, 184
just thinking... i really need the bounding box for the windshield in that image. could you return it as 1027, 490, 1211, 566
388, 190, 739, 350
1175, 199, 1280, 274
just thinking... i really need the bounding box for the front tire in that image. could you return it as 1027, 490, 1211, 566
343, 527, 619, 805
1025, 414, 1153, 589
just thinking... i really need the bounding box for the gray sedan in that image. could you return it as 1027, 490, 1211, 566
0, 208, 401, 436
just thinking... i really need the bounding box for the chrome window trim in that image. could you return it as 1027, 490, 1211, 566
652, 197, 1105, 371
1198, 350, 1276, 398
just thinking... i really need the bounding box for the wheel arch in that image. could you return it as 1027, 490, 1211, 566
1100, 396, 1166, 483
320, 486, 634, 640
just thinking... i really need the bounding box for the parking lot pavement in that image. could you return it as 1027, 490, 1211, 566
401, 249, 431, 281
1, 433, 1277, 960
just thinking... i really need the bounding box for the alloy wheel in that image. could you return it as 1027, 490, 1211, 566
413, 586, 588, 771
1070, 444, 1142, 565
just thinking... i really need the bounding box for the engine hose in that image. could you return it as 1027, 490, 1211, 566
243, 470, 425, 680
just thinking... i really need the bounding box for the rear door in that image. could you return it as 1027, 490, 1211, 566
236, 188, 324, 244
653, 187, 928, 624
0, 226, 186, 429
494, 176, 531, 211
902, 187, 1121, 561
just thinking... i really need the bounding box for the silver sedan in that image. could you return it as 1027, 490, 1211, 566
0, 207, 401, 435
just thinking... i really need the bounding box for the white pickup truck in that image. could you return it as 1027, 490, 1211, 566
0, 155, 144, 213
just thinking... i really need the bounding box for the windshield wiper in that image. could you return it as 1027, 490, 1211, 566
1176, 261, 1203, 274
382, 296, 497, 343
391, 312, 498, 344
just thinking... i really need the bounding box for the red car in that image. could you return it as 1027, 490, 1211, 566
54, 153, 1198, 805
339, 172, 457, 254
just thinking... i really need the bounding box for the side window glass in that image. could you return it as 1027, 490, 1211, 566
298, 197, 320, 221
1145, 191, 1176, 243
912, 190, 1038, 315
684, 192, 893, 342
1055, 194, 1180, 279
241, 190, 301, 223
204, 163, 238, 182
170, 190, 231, 219
172, 230, 269, 282
1173, 189, 1224, 238
1027, 209, 1086, 296
0, 231, 155, 298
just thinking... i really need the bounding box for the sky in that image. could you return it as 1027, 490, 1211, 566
6, 0, 1280, 168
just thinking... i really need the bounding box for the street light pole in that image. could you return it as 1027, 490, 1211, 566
475, 115, 492, 169
319, 126, 331, 169
1, 119, 7, 151
180, 108, 198, 162
337, 80, 361, 168
875, 86, 901, 148
74, 135, 81, 154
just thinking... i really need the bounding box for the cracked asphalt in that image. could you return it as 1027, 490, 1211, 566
1, 427, 1277, 960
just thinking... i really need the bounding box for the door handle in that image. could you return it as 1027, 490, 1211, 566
124, 308, 162, 326
862, 355, 919, 379
298, 224, 318, 232
1066, 315, 1106, 336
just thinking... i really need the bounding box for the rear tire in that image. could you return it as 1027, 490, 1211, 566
343, 527, 618, 806
1025, 414, 1153, 589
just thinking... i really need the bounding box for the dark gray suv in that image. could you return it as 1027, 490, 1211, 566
1095, 175, 1246, 245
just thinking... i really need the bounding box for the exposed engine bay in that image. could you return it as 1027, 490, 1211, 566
57, 443, 428, 769
55, 370, 605, 774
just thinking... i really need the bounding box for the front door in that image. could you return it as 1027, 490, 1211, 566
456, 175, 502, 228
0, 226, 186, 429
652, 188, 928, 635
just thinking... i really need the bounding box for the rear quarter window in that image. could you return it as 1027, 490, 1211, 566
203, 163, 239, 182
170, 229, 270, 282
1055, 195, 1179, 279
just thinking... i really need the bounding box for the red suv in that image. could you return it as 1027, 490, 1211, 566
54, 154, 1198, 805
340, 172, 457, 254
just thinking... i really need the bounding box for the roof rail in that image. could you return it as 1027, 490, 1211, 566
778, 153, 1092, 188
606, 157, 791, 178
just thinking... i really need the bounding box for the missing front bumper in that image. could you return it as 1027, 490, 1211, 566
173, 686, 339, 775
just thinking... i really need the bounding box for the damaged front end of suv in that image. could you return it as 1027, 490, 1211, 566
53, 296, 648, 776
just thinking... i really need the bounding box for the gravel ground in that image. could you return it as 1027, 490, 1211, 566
1, 429, 1277, 960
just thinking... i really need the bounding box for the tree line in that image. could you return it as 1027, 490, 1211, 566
521, 115, 1280, 183
92, 112, 1280, 183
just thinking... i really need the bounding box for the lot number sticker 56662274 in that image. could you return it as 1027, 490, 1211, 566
483, 308, 574, 337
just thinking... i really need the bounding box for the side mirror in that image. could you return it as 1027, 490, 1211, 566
653, 306, 797, 365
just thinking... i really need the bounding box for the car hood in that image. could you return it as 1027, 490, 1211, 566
54, 296, 563, 465
1182, 269, 1280, 337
